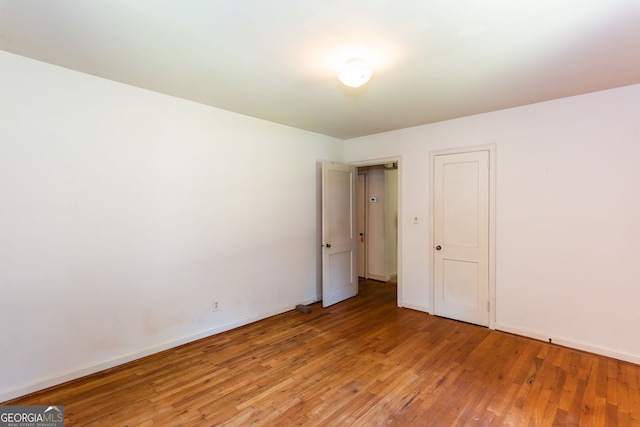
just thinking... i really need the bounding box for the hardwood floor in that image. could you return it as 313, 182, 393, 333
5, 279, 640, 426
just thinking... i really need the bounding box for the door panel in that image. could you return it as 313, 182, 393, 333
443, 161, 480, 247
443, 259, 478, 307
434, 151, 489, 326
322, 162, 358, 307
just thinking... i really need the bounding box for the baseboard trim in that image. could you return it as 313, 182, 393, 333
495, 323, 640, 366
1, 302, 306, 403
400, 302, 429, 313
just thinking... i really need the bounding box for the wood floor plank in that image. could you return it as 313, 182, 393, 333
4, 279, 640, 426
580, 359, 599, 425
628, 363, 640, 423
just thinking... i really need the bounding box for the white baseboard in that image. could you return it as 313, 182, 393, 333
399, 302, 429, 313
0, 302, 305, 402
305, 295, 321, 306
495, 323, 640, 366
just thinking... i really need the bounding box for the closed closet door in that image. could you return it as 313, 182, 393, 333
433, 150, 489, 326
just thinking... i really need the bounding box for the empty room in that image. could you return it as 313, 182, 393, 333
1, 1, 639, 425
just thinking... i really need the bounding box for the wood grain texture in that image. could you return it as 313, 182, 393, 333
4, 279, 639, 426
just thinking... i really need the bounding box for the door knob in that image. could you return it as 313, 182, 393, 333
435, 245, 442, 250
326, 243, 331, 248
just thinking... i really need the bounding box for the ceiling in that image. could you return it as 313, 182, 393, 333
1, 1, 639, 139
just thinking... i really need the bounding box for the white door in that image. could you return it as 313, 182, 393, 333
433, 151, 489, 326
322, 162, 358, 307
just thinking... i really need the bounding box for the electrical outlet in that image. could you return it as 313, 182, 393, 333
213, 301, 220, 312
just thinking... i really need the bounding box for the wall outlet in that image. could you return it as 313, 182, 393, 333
213, 301, 220, 312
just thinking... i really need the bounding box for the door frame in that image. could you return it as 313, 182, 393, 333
429, 145, 496, 329
349, 156, 402, 307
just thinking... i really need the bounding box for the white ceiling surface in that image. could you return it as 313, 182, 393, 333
1, 1, 639, 139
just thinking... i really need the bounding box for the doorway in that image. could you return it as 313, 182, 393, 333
357, 164, 398, 282
352, 158, 401, 305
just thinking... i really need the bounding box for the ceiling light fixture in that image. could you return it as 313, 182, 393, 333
338, 58, 372, 88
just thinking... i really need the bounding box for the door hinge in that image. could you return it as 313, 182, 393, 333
487, 301, 490, 312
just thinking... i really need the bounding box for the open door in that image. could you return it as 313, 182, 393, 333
322, 162, 358, 307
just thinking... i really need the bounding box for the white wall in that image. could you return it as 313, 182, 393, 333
345, 84, 640, 364
0, 51, 343, 401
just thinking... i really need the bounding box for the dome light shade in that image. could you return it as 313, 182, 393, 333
338, 58, 372, 88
